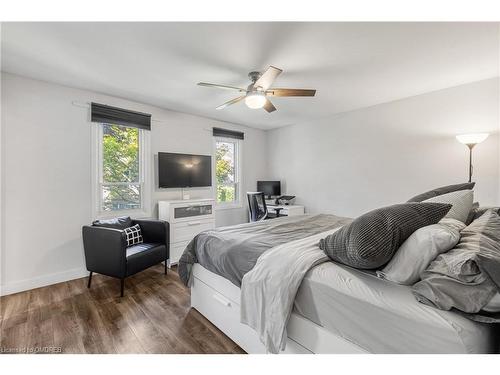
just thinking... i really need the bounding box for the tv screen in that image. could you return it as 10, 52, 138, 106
158, 152, 212, 188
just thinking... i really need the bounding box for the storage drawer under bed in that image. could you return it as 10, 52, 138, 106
190, 263, 367, 354
190, 264, 312, 354
191, 274, 270, 353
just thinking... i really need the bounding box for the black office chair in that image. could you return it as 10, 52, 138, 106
247, 192, 282, 222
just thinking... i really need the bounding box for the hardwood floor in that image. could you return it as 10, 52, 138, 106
0, 265, 245, 354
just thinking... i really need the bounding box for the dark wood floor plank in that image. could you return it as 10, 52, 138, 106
186, 308, 244, 353
27, 285, 53, 311
0, 311, 28, 330
26, 307, 55, 351
50, 282, 72, 304
115, 295, 174, 353
0, 291, 30, 320
72, 296, 117, 354
131, 288, 198, 353
52, 303, 86, 354
151, 273, 243, 353
66, 275, 88, 297
0, 320, 27, 351
97, 300, 146, 354
0, 265, 244, 354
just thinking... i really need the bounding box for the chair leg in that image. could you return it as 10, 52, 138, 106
165, 260, 168, 275
120, 278, 125, 297
87, 272, 93, 289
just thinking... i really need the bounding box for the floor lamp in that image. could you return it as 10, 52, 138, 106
455, 133, 489, 183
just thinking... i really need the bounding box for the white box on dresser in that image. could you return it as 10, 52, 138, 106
158, 198, 215, 265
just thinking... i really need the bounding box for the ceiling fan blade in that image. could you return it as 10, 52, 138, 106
198, 82, 247, 92
266, 88, 316, 97
216, 96, 245, 110
263, 99, 277, 113
254, 66, 283, 90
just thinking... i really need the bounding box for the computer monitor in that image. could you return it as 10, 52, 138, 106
257, 181, 281, 199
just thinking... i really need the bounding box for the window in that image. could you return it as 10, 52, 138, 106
93, 123, 150, 216
214, 137, 241, 207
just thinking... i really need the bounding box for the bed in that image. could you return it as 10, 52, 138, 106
294, 262, 496, 353
180, 214, 499, 354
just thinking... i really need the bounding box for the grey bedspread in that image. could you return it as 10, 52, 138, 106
178, 214, 352, 287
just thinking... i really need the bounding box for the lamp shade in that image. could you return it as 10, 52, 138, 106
456, 133, 489, 145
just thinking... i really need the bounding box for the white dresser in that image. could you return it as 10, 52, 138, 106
158, 198, 215, 265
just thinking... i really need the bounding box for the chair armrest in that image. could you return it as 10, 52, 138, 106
82, 225, 127, 278
132, 219, 169, 245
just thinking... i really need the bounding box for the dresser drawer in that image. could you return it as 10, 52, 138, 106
173, 204, 213, 219
158, 199, 216, 224
171, 220, 214, 243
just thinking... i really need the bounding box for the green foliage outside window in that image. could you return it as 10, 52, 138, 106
102, 124, 141, 211
216, 141, 236, 203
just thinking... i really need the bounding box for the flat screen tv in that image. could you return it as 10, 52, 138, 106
158, 152, 212, 188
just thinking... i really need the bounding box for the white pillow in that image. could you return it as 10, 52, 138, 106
423, 190, 473, 223
377, 223, 461, 285
439, 217, 467, 232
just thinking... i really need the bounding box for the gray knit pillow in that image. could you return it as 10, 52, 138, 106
407, 182, 475, 203
319, 203, 452, 269
423, 190, 473, 223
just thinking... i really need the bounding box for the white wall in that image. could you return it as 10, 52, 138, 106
0, 73, 268, 295
268, 78, 500, 218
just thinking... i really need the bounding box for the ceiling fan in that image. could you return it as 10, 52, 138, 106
197, 66, 316, 113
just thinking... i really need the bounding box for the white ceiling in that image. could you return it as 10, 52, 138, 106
1, 22, 499, 130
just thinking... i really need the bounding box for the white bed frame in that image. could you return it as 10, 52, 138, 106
191, 264, 368, 354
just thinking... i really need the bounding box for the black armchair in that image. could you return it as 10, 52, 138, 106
82, 218, 169, 297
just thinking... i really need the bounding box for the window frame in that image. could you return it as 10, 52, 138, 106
213, 136, 243, 210
91, 123, 151, 219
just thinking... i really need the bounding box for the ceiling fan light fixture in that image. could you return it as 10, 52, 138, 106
199, 65, 316, 112
245, 91, 266, 109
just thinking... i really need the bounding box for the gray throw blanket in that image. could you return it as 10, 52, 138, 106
178, 214, 352, 287
413, 209, 500, 323
240, 228, 342, 353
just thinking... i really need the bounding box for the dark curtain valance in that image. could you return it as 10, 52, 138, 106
91, 102, 151, 130
213, 127, 244, 140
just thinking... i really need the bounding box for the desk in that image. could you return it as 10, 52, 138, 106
267, 204, 304, 217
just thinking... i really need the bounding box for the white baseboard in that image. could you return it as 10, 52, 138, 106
0, 267, 88, 296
